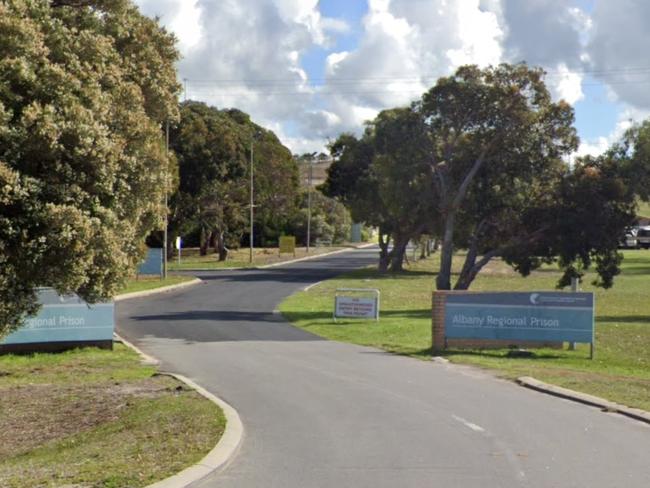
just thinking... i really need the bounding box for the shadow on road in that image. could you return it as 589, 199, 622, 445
126, 310, 324, 343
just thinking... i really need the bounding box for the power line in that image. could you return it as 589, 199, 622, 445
183, 66, 650, 87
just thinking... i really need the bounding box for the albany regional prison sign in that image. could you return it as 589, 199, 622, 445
1, 288, 114, 351
444, 292, 594, 345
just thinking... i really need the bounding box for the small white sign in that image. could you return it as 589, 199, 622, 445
335, 296, 377, 319
175, 236, 182, 250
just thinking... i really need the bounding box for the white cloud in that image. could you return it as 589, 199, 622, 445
320, 0, 505, 138
576, 106, 650, 157
445, 1, 503, 68
134, 0, 202, 54
588, 1, 650, 110
131, 1, 650, 156
551, 63, 584, 105
575, 137, 609, 158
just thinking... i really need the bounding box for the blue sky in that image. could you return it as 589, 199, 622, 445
299, 1, 365, 82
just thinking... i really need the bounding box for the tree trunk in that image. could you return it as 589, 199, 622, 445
216, 231, 229, 261
454, 237, 479, 290
378, 232, 390, 273
420, 239, 427, 259
166, 238, 175, 260
436, 213, 456, 290
209, 230, 218, 253
199, 227, 209, 256
389, 235, 409, 272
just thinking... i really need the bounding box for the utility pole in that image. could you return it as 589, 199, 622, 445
249, 139, 254, 263
306, 160, 313, 254
163, 121, 169, 279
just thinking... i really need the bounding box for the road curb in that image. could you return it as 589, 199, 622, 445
260, 243, 376, 269
114, 278, 202, 301
176, 243, 376, 272
517, 376, 650, 425
115, 334, 244, 488
147, 373, 244, 488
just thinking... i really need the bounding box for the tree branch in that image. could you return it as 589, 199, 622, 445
50, 0, 96, 7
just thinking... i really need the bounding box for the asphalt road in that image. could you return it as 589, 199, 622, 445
116, 248, 650, 488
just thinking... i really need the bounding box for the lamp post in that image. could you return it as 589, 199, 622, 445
306, 154, 316, 254
163, 120, 169, 279
249, 138, 255, 263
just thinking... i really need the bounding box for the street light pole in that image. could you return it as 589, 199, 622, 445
306, 161, 313, 254
163, 120, 169, 279
249, 139, 254, 263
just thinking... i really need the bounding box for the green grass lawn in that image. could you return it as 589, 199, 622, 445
120, 274, 196, 295
0, 345, 225, 488
638, 200, 650, 218
169, 245, 357, 270
280, 250, 650, 411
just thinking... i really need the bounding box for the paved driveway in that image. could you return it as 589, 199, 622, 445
117, 249, 650, 488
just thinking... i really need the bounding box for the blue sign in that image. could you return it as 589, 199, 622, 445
138, 248, 163, 276
1, 289, 114, 345
445, 292, 594, 344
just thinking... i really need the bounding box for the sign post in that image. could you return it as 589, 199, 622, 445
334, 288, 380, 322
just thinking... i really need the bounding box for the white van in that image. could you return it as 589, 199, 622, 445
636, 226, 650, 249
620, 227, 639, 249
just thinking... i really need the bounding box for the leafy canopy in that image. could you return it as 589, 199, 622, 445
326, 63, 638, 289
0, 0, 180, 336
168, 101, 300, 254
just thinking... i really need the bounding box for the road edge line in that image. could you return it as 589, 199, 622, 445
114, 278, 202, 302
115, 334, 244, 488
517, 376, 650, 425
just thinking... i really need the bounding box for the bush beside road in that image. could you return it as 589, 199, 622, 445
0, 345, 225, 488
280, 250, 650, 411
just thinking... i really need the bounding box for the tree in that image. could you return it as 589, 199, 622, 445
169, 102, 300, 259
292, 190, 352, 245
607, 120, 650, 203
169, 102, 247, 260
326, 63, 637, 289
419, 64, 579, 289
323, 109, 437, 272
0, 0, 179, 336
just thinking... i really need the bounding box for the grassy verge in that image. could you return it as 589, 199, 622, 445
280, 250, 650, 411
0, 345, 225, 488
169, 244, 363, 270
120, 274, 196, 295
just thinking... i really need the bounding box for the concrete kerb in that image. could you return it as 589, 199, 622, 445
114, 334, 244, 488
260, 243, 376, 269
178, 243, 377, 272
517, 376, 650, 425
114, 278, 202, 302
147, 373, 244, 488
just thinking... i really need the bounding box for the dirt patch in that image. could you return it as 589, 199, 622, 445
0, 375, 177, 459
